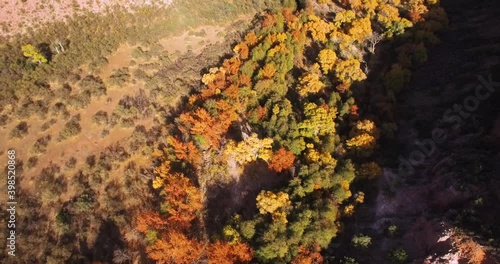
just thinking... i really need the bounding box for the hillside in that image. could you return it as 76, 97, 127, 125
1, 0, 499, 263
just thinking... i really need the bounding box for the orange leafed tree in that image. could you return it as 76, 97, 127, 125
234, 42, 250, 60
222, 57, 242, 76
168, 136, 200, 164
244, 31, 259, 46
146, 230, 205, 264
208, 241, 254, 264
268, 147, 295, 172
136, 164, 204, 263
179, 108, 225, 148
291, 245, 323, 264
262, 13, 277, 28
260, 63, 277, 79
162, 172, 203, 228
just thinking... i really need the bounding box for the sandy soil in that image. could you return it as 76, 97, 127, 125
0, 23, 229, 197
0, 0, 171, 37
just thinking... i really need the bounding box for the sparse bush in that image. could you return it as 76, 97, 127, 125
92, 111, 109, 125
67, 91, 91, 109
109, 112, 120, 127
65, 157, 77, 169
133, 68, 149, 80
15, 99, 49, 119
50, 102, 69, 117
119, 118, 135, 128
131, 46, 152, 60
352, 234, 372, 248
54, 84, 72, 99
38, 164, 67, 206
79, 75, 106, 97
40, 118, 57, 132
101, 129, 110, 138
386, 248, 408, 264
108, 68, 131, 87
10, 121, 29, 138
73, 192, 95, 213
27, 156, 38, 169
66, 73, 81, 84
88, 57, 109, 71
0, 114, 9, 126
129, 126, 147, 151
55, 208, 71, 234
32, 135, 52, 154
341, 257, 359, 264
58, 116, 82, 141
388, 225, 399, 237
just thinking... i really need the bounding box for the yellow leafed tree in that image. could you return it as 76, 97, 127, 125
349, 17, 373, 42
334, 10, 356, 27
304, 15, 337, 43
335, 58, 367, 90
297, 72, 324, 97
260, 63, 277, 79
225, 134, 273, 165
299, 103, 337, 140
21, 44, 47, 64
317, 49, 338, 74
256, 191, 291, 222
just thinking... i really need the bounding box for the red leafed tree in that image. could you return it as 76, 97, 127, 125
268, 147, 295, 172
208, 241, 254, 264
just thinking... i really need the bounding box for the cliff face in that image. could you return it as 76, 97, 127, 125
331, 0, 500, 263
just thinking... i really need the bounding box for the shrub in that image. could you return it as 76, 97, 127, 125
54, 84, 72, 99
92, 111, 109, 125
341, 257, 359, 264
65, 157, 77, 169
15, 99, 49, 119
55, 208, 71, 234
79, 75, 106, 97
133, 68, 149, 80
32, 135, 52, 154
0, 114, 9, 126
10, 121, 29, 138
109, 112, 120, 127
131, 47, 151, 60
40, 119, 57, 132
27, 156, 38, 169
386, 248, 408, 264
388, 225, 398, 237
58, 116, 82, 141
101, 129, 110, 138
50, 102, 68, 117
88, 57, 109, 71
119, 118, 135, 128
67, 91, 91, 109
352, 234, 372, 248
73, 192, 95, 213
108, 68, 131, 87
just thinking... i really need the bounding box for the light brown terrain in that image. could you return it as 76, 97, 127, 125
0, 0, 171, 37
0, 23, 229, 203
